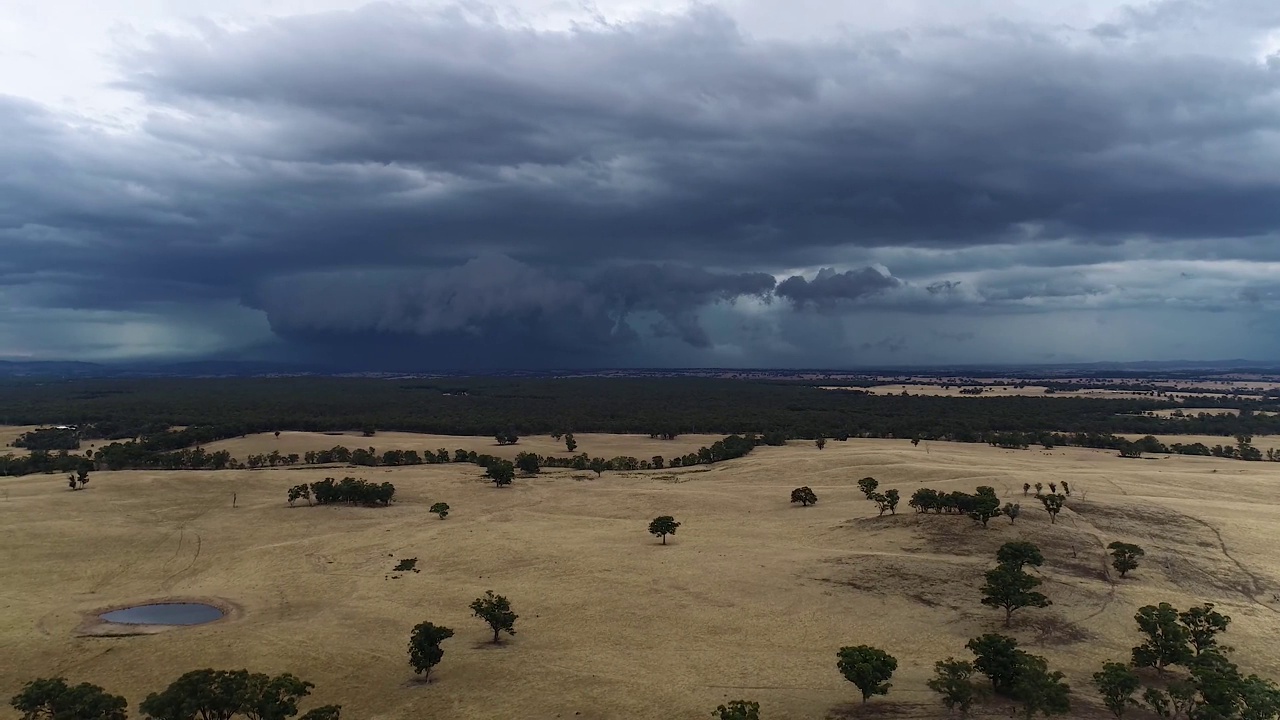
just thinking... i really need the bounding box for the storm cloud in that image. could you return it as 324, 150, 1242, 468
3, 0, 1280, 366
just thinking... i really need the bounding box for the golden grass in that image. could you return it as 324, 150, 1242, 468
3, 436, 1280, 719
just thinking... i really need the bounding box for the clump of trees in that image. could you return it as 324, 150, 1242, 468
494, 432, 519, 445
790, 486, 818, 506
964, 633, 1071, 717
14, 427, 80, 451
907, 486, 1006, 526
10, 677, 127, 720
288, 477, 395, 507
66, 468, 90, 490
136, 669, 339, 720
430, 502, 450, 519
470, 591, 518, 644
1080, 600, 1280, 720
711, 699, 759, 720
649, 516, 681, 544
857, 477, 899, 516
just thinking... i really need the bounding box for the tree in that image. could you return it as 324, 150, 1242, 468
857, 477, 879, 499
298, 707, 341, 720
1092, 661, 1140, 718
711, 700, 760, 720
1106, 542, 1144, 578
836, 646, 897, 704
815, 437, 827, 450
10, 677, 128, 720
997, 541, 1044, 571
239, 672, 313, 720
1023, 483, 1031, 496
408, 622, 454, 680
429, 502, 450, 519
287, 485, 311, 507
1039, 493, 1065, 524
926, 658, 978, 716
967, 633, 1025, 695
981, 565, 1050, 626
968, 494, 1002, 527
486, 461, 515, 488
470, 591, 517, 644
76, 467, 89, 488
1048, 482, 1057, 494
564, 433, 577, 452
790, 486, 818, 507
1003, 503, 1021, 523
1033, 482, 1043, 495
588, 457, 608, 477
1179, 603, 1231, 657
649, 516, 680, 544
1011, 655, 1071, 718
1061, 481, 1070, 496
1131, 603, 1192, 674
514, 452, 540, 475
869, 489, 899, 516
138, 669, 312, 720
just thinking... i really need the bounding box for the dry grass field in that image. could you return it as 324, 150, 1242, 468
4, 435, 1280, 719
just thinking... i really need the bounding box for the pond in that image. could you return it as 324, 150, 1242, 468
99, 603, 224, 626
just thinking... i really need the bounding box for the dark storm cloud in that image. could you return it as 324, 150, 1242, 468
4, 0, 1280, 363
775, 267, 900, 309
247, 253, 775, 354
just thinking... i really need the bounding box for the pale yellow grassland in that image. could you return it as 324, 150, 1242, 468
3, 436, 1280, 719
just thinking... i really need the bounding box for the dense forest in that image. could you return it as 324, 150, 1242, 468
5, 377, 1280, 439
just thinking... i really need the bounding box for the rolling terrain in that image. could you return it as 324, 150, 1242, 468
2, 435, 1279, 718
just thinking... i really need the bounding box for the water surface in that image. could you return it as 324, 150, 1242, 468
100, 603, 224, 625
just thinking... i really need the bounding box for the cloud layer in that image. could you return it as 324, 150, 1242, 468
3, 0, 1280, 365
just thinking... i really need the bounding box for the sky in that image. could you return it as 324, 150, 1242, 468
2, 0, 1280, 369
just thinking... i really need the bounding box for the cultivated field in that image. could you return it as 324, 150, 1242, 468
3, 436, 1280, 719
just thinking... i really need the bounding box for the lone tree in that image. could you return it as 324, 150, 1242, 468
10, 677, 128, 720
429, 502, 450, 519
588, 457, 608, 477
981, 565, 1050, 626
1179, 602, 1231, 657
815, 437, 827, 450
1106, 542, 1145, 578
1023, 483, 1031, 496
470, 591, 518, 644
996, 541, 1045, 572
926, 658, 978, 716
1131, 602, 1191, 674
791, 486, 818, 507
1003, 503, 1021, 523
836, 645, 897, 704
857, 477, 879, 499
649, 516, 681, 544
711, 699, 760, 720
486, 461, 515, 488
1040, 493, 1065, 524
408, 622, 454, 681
1092, 661, 1141, 718
564, 433, 577, 452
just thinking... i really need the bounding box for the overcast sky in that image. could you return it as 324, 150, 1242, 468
3, 0, 1280, 368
